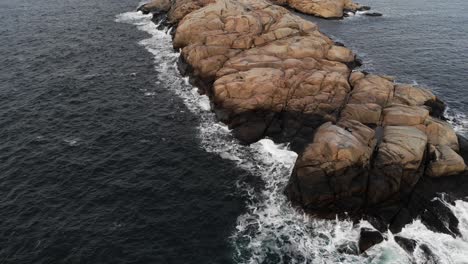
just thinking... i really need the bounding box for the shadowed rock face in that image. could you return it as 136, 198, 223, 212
139, 0, 468, 234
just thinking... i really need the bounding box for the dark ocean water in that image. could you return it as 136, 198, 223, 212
0, 0, 249, 263
1, 0, 468, 263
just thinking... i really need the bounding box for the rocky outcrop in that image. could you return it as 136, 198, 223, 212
139, 0, 215, 22
286, 73, 467, 219
138, 0, 468, 239
138, 0, 171, 14
169, 0, 364, 146
140, 0, 369, 20
272, 0, 368, 18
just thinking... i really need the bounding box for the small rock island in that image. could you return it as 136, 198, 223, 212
138, 0, 468, 253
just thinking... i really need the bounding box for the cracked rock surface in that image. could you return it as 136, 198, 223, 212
140, 0, 468, 232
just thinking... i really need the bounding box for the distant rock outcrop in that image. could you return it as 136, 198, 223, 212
270, 0, 369, 18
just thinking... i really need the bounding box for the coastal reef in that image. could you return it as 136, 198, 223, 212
138, 0, 468, 253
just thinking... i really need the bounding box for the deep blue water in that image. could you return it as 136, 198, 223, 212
0, 0, 248, 263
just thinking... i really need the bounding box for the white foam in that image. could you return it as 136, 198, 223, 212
64, 138, 79, 146
446, 108, 468, 137
116, 11, 468, 263
397, 203, 468, 264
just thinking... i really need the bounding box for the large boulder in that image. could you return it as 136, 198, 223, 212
427, 145, 466, 177
285, 0, 363, 18
168, 0, 215, 23
358, 228, 384, 253
368, 126, 428, 204
287, 120, 375, 212
340, 103, 382, 125
347, 74, 394, 107
382, 104, 429, 126
138, 0, 171, 14
288, 0, 346, 18
393, 84, 436, 106
424, 117, 459, 151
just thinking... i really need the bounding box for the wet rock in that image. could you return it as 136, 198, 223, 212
420, 198, 460, 237
394, 236, 417, 254
457, 134, 468, 162
419, 244, 442, 263
424, 97, 447, 119
364, 12, 383, 17
358, 228, 384, 253
357, 5, 371, 11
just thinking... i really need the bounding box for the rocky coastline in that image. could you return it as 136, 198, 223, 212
138, 0, 468, 254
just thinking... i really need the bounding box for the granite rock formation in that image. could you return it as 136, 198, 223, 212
138, 0, 468, 240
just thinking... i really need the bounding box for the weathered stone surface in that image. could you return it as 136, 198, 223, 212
427, 145, 466, 177
340, 103, 381, 125
168, 0, 215, 23
288, 120, 375, 211
285, 0, 364, 18
424, 117, 459, 151
368, 126, 428, 204
174, 0, 333, 79
382, 104, 429, 126
393, 84, 436, 106
138, 0, 171, 14
347, 74, 394, 106
146, 0, 468, 242
287, 0, 346, 18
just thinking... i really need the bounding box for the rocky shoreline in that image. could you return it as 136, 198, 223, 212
138, 0, 468, 254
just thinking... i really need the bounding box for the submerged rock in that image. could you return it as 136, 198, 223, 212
364, 12, 383, 17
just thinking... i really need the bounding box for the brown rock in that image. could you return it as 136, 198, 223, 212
340, 103, 382, 125
348, 74, 394, 106
168, 0, 215, 23
382, 104, 429, 126
138, 0, 171, 14
150, 0, 466, 224
369, 126, 428, 204
393, 84, 436, 106
424, 117, 460, 151
288, 120, 375, 211
427, 145, 466, 178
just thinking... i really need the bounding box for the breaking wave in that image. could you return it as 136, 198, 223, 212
116, 11, 468, 263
